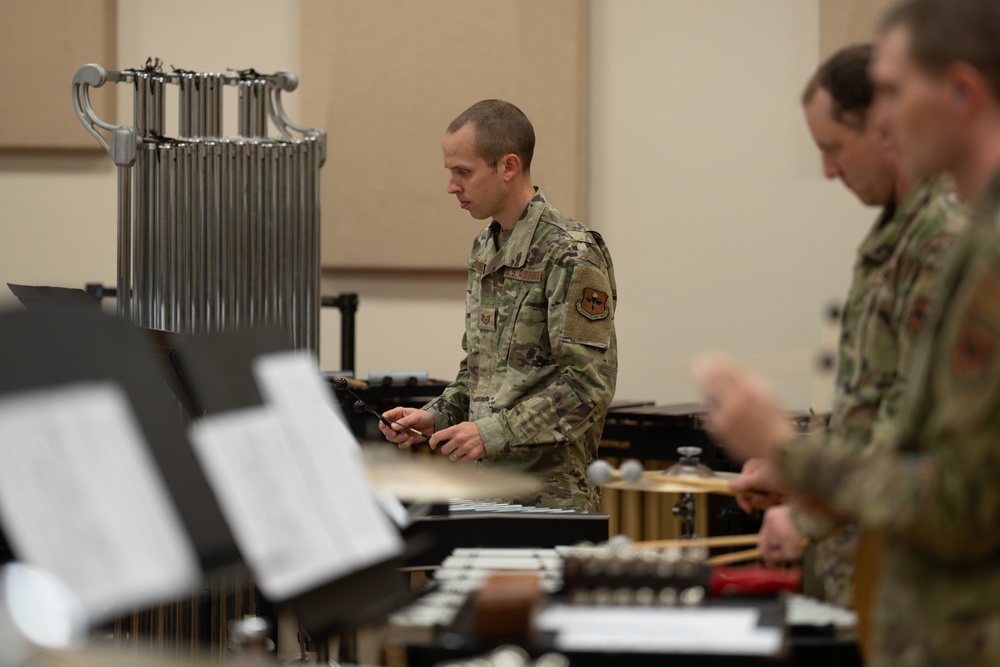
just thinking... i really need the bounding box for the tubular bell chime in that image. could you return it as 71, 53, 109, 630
72, 58, 326, 352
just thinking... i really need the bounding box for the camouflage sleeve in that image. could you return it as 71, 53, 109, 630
790, 196, 965, 541
475, 245, 617, 454
423, 332, 471, 429
779, 238, 1000, 564
867, 201, 964, 451
789, 501, 837, 541
778, 436, 1000, 563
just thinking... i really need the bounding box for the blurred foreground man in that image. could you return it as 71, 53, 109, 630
747, 44, 964, 608
696, 1, 1000, 665
381, 100, 617, 512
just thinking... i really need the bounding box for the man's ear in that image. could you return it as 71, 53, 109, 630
947, 61, 989, 115
500, 153, 522, 182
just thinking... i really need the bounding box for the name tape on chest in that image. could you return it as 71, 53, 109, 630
504, 267, 542, 282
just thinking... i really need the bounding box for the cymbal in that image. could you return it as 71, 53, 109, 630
600, 470, 739, 495
363, 447, 542, 502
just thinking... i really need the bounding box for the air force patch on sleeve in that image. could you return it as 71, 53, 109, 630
577, 288, 610, 320
563, 262, 614, 348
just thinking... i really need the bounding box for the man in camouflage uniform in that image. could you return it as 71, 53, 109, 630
381, 100, 617, 512
696, 2, 1000, 664
744, 44, 965, 608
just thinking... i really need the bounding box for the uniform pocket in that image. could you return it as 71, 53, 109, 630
501, 282, 548, 373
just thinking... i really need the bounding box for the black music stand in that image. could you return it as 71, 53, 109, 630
172, 328, 415, 643
6, 283, 202, 422
0, 307, 241, 574
7, 283, 104, 312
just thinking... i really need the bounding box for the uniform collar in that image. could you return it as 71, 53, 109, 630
484, 187, 547, 274
980, 167, 1000, 225
858, 179, 931, 264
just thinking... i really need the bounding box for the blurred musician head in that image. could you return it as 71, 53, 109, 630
872, 0, 1000, 204
801, 43, 904, 207
442, 99, 537, 230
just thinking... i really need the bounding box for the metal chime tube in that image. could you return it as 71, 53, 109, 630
202, 141, 220, 332
247, 140, 262, 326
237, 79, 268, 138
189, 141, 204, 332
233, 140, 248, 328
279, 141, 296, 343
220, 141, 234, 329
176, 142, 193, 332
178, 73, 197, 137
264, 142, 280, 324
308, 135, 322, 351
158, 142, 174, 332
200, 75, 218, 137
294, 141, 309, 349
117, 166, 131, 319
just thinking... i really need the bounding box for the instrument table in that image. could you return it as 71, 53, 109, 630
403, 502, 609, 568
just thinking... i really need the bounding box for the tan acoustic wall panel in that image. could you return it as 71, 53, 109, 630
820, 0, 898, 59
0, 0, 116, 150
301, 0, 588, 271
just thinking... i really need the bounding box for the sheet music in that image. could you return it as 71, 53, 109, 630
0, 382, 200, 621
188, 352, 402, 600
536, 604, 783, 655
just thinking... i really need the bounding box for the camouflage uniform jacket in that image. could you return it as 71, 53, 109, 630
423, 189, 618, 512
779, 172, 1000, 666
792, 178, 965, 607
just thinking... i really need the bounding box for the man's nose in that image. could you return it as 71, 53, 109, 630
870, 99, 892, 137
447, 178, 461, 194
822, 154, 840, 180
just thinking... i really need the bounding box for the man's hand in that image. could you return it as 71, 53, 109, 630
733, 458, 786, 513
432, 422, 486, 462
758, 504, 808, 566
379, 407, 435, 449
692, 353, 796, 461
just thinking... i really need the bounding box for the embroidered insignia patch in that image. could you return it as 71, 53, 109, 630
576, 288, 610, 320
950, 318, 996, 381
908, 297, 929, 336
479, 307, 497, 331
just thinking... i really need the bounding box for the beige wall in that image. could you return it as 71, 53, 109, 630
0, 0, 878, 409
590, 0, 873, 409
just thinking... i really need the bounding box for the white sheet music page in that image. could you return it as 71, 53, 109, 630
187, 352, 402, 601
536, 604, 783, 655
0, 382, 200, 622
252, 353, 403, 561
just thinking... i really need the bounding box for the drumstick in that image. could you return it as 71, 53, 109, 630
661, 475, 738, 495
633, 534, 759, 550
705, 548, 762, 566
600, 468, 765, 498
705, 536, 810, 566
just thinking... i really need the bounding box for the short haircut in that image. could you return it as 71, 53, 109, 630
446, 99, 535, 172
801, 43, 875, 131
881, 0, 1000, 100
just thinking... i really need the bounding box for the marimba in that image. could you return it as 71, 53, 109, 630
394, 546, 862, 667
403, 502, 609, 568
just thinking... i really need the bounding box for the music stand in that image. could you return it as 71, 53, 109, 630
0, 307, 241, 575
172, 328, 414, 642
6, 283, 103, 312
6, 283, 201, 422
